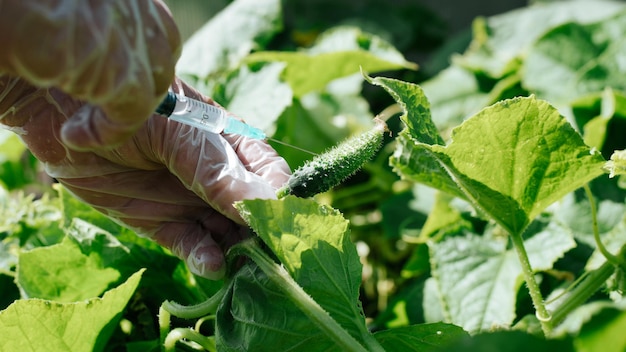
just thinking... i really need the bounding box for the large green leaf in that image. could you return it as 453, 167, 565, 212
523, 10, 626, 104
19, 194, 203, 306
246, 50, 415, 97
70, 219, 197, 301
234, 196, 372, 346
215, 262, 336, 352
245, 26, 415, 97
425, 225, 576, 334
16, 234, 120, 302
175, 0, 282, 82
430, 96, 606, 233
0, 270, 143, 352
373, 75, 606, 234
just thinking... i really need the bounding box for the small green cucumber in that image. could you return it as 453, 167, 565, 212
277, 118, 388, 198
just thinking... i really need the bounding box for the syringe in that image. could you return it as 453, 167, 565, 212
155, 91, 266, 140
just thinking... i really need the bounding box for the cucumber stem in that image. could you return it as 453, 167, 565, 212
161, 286, 228, 319
584, 184, 622, 266
509, 231, 552, 335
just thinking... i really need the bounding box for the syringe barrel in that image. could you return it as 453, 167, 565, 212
156, 91, 266, 139
169, 93, 227, 134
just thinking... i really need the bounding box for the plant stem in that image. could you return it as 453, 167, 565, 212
158, 305, 171, 349
162, 285, 228, 319
164, 328, 216, 352
509, 231, 552, 335
550, 259, 615, 327
583, 184, 622, 266
231, 240, 376, 352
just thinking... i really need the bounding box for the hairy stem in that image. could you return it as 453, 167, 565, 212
510, 231, 552, 335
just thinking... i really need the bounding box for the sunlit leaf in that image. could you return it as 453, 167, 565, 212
17, 234, 120, 302
235, 196, 371, 345
0, 270, 143, 352
373, 75, 606, 235
247, 50, 415, 97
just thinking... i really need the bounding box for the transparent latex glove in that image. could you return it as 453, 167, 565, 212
0, 76, 292, 279
0, 0, 181, 150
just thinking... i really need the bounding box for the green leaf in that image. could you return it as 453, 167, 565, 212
235, 196, 371, 345
440, 330, 573, 352
17, 234, 121, 302
216, 262, 336, 351
0, 270, 143, 352
426, 224, 576, 334
366, 76, 443, 146
523, 10, 626, 104
390, 133, 466, 200
247, 50, 415, 97
67, 219, 205, 306
175, 0, 282, 82
575, 305, 626, 352
370, 77, 466, 200
373, 323, 468, 351
376, 77, 606, 234
212, 62, 293, 134
432, 97, 605, 234
244, 26, 415, 98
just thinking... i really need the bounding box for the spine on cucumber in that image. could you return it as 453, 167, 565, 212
277, 118, 388, 198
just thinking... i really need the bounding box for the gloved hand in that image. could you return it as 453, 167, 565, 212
0, 76, 291, 279
0, 0, 181, 150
